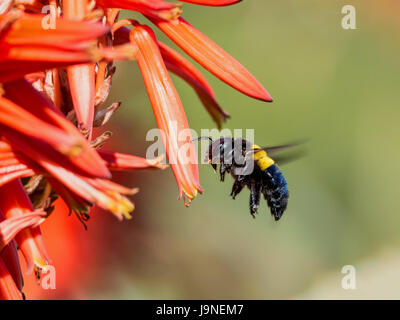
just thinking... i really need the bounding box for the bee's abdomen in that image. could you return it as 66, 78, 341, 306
262, 164, 289, 221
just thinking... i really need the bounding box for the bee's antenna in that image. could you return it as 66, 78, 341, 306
191, 136, 213, 143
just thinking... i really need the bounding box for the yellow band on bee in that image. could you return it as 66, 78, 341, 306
251, 144, 275, 171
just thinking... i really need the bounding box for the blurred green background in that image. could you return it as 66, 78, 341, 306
54, 0, 400, 299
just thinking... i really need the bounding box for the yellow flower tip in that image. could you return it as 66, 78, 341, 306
122, 212, 133, 220
159, 5, 183, 20
183, 196, 191, 207
130, 187, 140, 195
181, 186, 201, 207
183, 192, 197, 207
64, 143, 83, 157
108, 193, 135, 220
118, 199, 134, 220
34, 257, 49, 273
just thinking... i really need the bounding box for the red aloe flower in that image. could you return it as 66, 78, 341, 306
0, 0, 272, 299
63, 0, 96, 139
100, 151, 168, 170
0, 208, 46, 297
178, 0, 241, 6
147, 16, 273, 102
0, 211, 46, 252
157, 41, 230, 129
0, 12, 108, 82
2, 79, 110, 177
97, 0, 182, 19
0, 183, 49, 274
129, 22, 202, 204
1, 239, 22, 293
0, 256, 23, 300
0, 128, 136, 221
114, 26, 229, 129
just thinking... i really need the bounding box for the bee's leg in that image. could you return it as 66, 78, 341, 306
262, 184, 273, 209
210, 162, 217, 172
249, 182, 262, 216
230, 177, 244, 199
219, 163, 227, 181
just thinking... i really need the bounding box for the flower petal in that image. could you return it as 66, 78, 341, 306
93, 102, 121, 127
114, 27, 230, 129
179, 0, 241, 6
158, 41, 230, 129
97, 0, 182, 19
1, 240, 23, 292
62, 0, 88, 20
0, 256, 22, 300
63, 0, 96, 140
0, 13, 109, 82
44, 162, 135, 220
129, 23, 202, 203
0, 180, 49, 274
147, 16, 273, 102
100, 150, 168, 170
2, 13, 107, 46
3, 79, 111, 179
67, 64, 96, 139
0, 209, 46, 252
0, 96, 83, 157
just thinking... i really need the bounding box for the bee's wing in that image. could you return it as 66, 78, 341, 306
271, 149, 307, 165
246, 140, 308, 165
261, 140, 308, 154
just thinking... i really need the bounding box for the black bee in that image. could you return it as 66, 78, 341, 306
199, 137, 301, 221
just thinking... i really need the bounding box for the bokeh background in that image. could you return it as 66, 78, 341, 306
26, 0, 400, 299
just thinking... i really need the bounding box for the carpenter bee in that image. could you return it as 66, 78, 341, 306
197, 137, 303, 221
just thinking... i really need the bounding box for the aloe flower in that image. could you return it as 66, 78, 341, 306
0, 0, 272, 299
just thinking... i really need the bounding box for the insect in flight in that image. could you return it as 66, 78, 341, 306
196, 137, 304, 221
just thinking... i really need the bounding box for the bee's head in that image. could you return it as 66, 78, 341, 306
193, 137, 253, 170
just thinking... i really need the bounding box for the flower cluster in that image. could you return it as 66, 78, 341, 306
0, 0, 271, 299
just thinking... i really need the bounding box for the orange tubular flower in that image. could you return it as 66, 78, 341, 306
129, 23, 202, 204
63, 0, 96, 139
114, 26, 229, 129
178, 0, 241, 6
67, 63, 96, 138
147, 16, 273, 102
0, 208, 46, 294
0, 78, 143, 221
2, 79, 110, 178
100, 151, 168, 170
0, 211, 46, 252
0, 0, 272, 299
1, 239, 22, 293
0, 130, 135, 221
0, 180, 50, 273
0, 12, 109, 83
0, 135, 135, 222
97, 0, 182, 19
157, 41, 230, 129
0, 256, 23, 300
